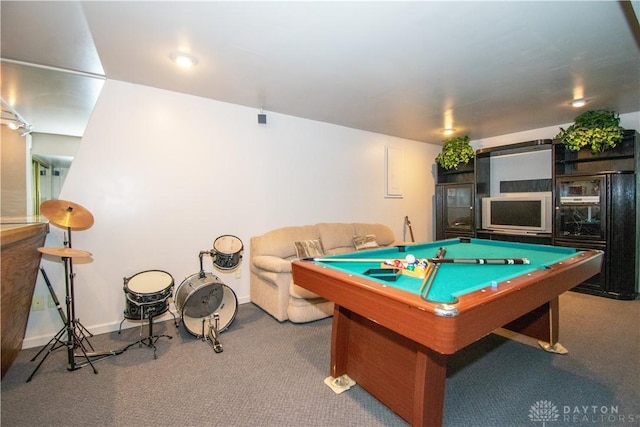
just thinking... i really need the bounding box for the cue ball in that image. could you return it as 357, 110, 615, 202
405, 254, 416, 264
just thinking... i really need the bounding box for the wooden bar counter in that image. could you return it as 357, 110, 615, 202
1, 218, 48, 377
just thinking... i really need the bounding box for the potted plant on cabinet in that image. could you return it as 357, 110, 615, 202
555, 110, 625, 154
435, 135, 474, 170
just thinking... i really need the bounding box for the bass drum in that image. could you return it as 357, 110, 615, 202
174, 272, 238, 337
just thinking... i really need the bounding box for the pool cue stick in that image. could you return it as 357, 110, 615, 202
418, 262, 435, 294
431, 257, 530, 265
307, 256, 529, 265
305, 257, 392, 263
420, 247, 446, 300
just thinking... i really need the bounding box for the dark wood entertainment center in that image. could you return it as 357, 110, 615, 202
435, 130, 639, 300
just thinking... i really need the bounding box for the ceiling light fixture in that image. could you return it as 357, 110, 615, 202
2, 118, 32, 136
170, 52, 197, 68
571, 98, 586, 108
19, 124, 33, 137
442, 127, 456, 136
1, 99, 32, 136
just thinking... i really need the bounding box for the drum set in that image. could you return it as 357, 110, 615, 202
118, 235, 241, 354
28, 199, 243, 381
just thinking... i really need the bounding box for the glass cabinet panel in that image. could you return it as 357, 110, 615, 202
444, 184, 473, 230
556, 176, 605, 240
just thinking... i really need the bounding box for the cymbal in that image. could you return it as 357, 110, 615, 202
38, 247, 92, 258
40, 199, 94, 230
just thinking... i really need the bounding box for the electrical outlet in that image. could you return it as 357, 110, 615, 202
235, 269, 241, 279
31, 296, 45, 311
47, 295, 56, 308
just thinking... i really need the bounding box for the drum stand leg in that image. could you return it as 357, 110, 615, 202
27, 257, 100, 381
168, 308, 178, 328
40, 267, 67, 325
123, 314, 173, 359
38, 267, 96, 352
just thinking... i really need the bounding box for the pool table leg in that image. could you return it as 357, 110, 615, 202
329, 304, 448, 426
330, 304, 351, 378
503, 297, 568, 354
414, 349, 448, 427
538, 297, 568, 354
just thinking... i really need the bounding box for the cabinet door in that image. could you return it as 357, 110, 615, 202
607, 173, 637, 297
436, 183, 474, 240
555, 175, 606, 241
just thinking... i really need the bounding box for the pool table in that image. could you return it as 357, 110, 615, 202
291, 238, 602, 426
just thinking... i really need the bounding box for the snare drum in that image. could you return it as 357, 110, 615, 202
123, 270, 174, 320
175, 272, 238, 337
123, 299, 169, 320
211, 235, 243, 270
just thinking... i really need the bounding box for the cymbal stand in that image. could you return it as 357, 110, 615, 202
27, 255, 98, 381
63, 228, 96, 350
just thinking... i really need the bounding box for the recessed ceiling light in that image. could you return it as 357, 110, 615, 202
571, 98, 586, 108
442, 128, 456, 136
170, 52, 197, 68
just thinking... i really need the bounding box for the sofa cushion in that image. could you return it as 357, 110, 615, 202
252, 225, 320, 259
287, 297, 334, 324
251, 255, 292, 273
317, 223, 356, 254
353, 223, 396, 246
290, 280, 322, 299
293, 239, 325, 258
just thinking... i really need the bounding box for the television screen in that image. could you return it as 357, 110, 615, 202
491, 200, 542, 228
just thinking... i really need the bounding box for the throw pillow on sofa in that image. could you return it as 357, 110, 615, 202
353, 234, 379, 250
294, 239, 325, 258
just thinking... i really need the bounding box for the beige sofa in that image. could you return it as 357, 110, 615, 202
250, 223, 398, 323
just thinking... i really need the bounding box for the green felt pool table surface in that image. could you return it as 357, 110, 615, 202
316, 238, 579, 303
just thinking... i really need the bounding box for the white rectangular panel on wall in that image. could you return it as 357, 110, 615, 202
385, 146, 403, 198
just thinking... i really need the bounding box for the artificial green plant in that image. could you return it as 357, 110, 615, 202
555, 110, 625, 153
435, 135, 474, 170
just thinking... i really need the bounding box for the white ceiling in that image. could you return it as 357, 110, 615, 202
1, 1, 639, 142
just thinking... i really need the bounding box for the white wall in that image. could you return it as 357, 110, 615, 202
24, 80, 441, 347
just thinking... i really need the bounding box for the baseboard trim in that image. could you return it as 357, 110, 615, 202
22, 296, 250, 349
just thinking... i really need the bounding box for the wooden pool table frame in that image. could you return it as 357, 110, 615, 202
292, 244, 602, 426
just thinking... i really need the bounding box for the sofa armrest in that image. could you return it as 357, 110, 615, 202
251, 255, 292, 273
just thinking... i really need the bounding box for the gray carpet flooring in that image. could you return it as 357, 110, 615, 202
1, 292, 638, 426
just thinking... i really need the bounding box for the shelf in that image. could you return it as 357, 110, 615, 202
554, 130, 638, 176
476, 230, 552, 245
476, 139, 552, 157
436, 161, 475, 184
